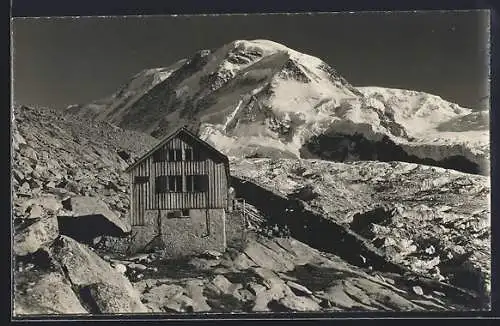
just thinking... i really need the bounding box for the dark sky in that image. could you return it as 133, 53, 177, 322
12, 11, 490, 110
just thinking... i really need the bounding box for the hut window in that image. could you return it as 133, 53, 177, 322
168, 175, 183, 192
186, 175, 193, 192
167, 150, 175, 161
167, 149, 183, 162
167, 211, 180, 218
156, 175, 183, 193
134, 176, 149, 184
175, 176, 183, 191
167, 210, 190, 218
155, 176, 168, 193
187, 175, 208, 192
187, 174, 208, 192
185, 148, 193, 161
174, 149, 182, 161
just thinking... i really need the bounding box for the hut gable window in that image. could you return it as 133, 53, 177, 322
154, 148, 183, 162
169, 149, 182, 162
184, 148, 193, 161
186, 175, 209, 192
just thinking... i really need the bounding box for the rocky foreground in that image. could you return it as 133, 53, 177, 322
114, 232, 473, 313
11, 105, 490, 314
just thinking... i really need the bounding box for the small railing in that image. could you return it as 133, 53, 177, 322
232, 198, 265, 229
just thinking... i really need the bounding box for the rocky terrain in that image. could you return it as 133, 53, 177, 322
230, 158, 490, 301
112, 232, 477, 313
12, 39, 491, 315
67, 39, 490, 175
11, 105, 490, 315
12, 104, 158, 224
12, 105, 161, 314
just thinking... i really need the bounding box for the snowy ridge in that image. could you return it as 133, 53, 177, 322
358, 87, 489, 168
358, 87, 473, 135
67, 39, 490, 175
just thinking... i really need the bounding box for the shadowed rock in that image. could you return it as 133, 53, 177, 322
58, 196, 130, 243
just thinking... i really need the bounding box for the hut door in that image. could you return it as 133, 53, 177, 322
133, 176, 149, 226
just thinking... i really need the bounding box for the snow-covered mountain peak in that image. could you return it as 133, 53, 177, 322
66, 39, 490, 175
233, 39, 323, 65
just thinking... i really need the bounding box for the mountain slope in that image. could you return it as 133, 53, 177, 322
12, 105, 489, 312
67, 39, 489, 174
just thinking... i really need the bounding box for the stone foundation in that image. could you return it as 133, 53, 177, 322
129, 208, 226, 257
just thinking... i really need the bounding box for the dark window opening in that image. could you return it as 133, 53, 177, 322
134, 176, 149, 184
167, 211, 178, 218
195, 175, 209, 192
185, 148, 193, 161
168, 176, 176, 191
155, 176, 168, 193
168, 149, 176, 161
167, 210, 190, 218
186, 175, 209, 192
175, 176, 182, 191
186, 175, 193, 192
156, 175, 183, 193
165, 149, 183, 161
174, 149, 182, 161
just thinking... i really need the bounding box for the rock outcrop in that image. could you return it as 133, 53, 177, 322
11, 106, 158, 315
14, 271, 88, 315
14, 236, 148, 316
14, 216, 59, 256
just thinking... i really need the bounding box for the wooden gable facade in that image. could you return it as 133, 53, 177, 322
125, 127, 230, 226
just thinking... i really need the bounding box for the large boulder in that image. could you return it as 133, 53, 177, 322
140, 283, 185, 312
211, 275, 234, 294
164, 295, 197, 313
47, 236, 148, 313
243, 241, 295, 272
84, 282, 147, 313
12, 126, 27, 152
58, 196, 130, 243
20, 195, 64, 217
14, 217, 59, 256
14, 271, 88, 315
274, 294, 322, 312
185, 280, 212, 312
252, 282, 293, 312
